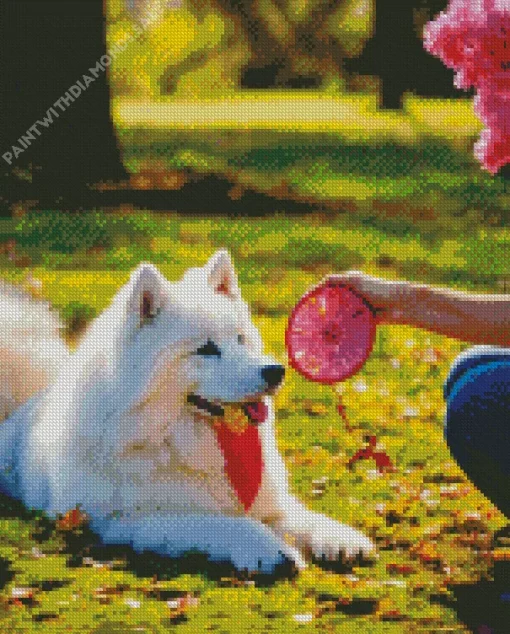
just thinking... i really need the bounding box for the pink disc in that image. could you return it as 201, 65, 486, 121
286, 282, 377, 384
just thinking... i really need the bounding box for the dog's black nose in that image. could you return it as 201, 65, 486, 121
261, 364, 285, 388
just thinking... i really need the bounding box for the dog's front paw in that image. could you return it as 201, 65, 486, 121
226, 518, 306, 575
304, 515, 376, 562
275, 505, 376, 564
99, 514, 304, 576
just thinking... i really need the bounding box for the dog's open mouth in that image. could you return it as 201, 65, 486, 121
187, 393, 268, 425
187, 393, 266, 512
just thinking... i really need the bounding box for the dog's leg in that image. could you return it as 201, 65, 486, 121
95, 513, 305, 574
270, 496, 376, 563
254, 415, 375, 563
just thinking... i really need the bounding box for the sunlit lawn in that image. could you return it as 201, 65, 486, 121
113, 92, 510, 224
0, 210, 506, 632
114, 93, 481, 139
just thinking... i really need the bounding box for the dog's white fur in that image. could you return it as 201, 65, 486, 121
0, 251, 374, 573
0, 280, 69, 419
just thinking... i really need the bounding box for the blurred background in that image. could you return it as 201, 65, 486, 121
109, 0, 502, 221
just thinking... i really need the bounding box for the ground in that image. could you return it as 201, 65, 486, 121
0, 203, 506, 632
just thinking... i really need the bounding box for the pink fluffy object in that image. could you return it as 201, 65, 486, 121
423, 0, 510, 174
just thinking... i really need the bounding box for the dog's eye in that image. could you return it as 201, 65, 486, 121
196, 340, 221, 357
237, 334, 245, 345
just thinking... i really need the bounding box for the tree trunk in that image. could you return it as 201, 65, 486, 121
0, 0, 128, 212
346, 1, 463, 109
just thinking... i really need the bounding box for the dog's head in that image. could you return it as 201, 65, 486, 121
104, 250, 284, 426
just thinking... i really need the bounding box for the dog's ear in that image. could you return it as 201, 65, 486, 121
127, 263, 164, 323
204, 250, 240, 299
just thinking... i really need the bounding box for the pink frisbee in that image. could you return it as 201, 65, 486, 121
286, 282, 377, 384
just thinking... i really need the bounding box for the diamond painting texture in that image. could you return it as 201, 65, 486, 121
0, 1, 508, 633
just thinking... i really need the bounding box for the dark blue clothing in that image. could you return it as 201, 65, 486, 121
445, 346, 510, 518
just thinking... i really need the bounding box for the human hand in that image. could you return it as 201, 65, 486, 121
322, 271, 418, 325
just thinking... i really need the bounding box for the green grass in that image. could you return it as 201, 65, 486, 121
0, 209, 506, 632
114, 93, 510, 219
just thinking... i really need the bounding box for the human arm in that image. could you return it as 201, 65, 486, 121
324, 272, 510, 346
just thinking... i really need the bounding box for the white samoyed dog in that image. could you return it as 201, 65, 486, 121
0, 250, 374, 573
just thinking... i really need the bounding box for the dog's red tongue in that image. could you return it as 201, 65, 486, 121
213, 422, 264, 512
